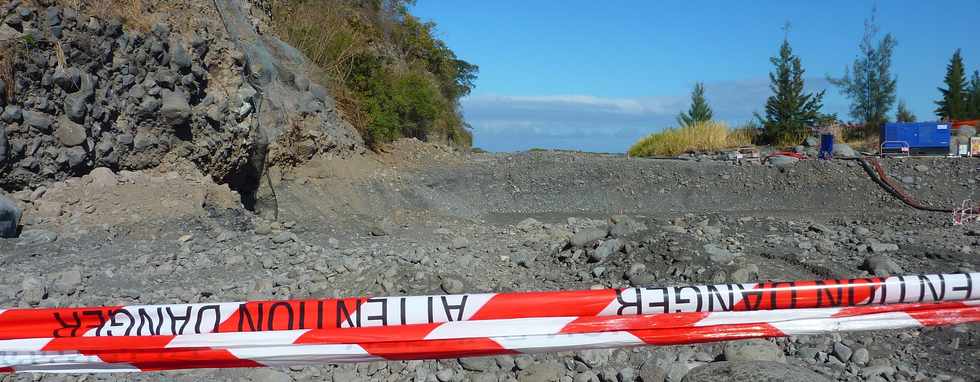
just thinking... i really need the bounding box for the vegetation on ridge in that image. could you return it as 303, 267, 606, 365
272, 0, 478, 149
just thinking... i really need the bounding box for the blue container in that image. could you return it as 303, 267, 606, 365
882, 122, 951, 155
819, 134, 834, 159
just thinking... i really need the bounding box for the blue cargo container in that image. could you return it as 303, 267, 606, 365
881, 122, 951, 155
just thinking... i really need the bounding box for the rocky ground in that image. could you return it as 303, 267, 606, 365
2, 141, 979, 382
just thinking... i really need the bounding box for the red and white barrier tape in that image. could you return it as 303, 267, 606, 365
1, 273, 978, 373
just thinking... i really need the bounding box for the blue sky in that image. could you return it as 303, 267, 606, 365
411, 1, 980, 153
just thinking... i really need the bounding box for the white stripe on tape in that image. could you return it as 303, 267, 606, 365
166, 329, 310, 348
771, 311, 920, 336
228, 344, 382, 366
492, 331, 645, 354
425, 317, 577, 340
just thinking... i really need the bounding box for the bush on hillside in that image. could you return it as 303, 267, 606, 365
272, 0, 477, 149
628, 121, 753, 157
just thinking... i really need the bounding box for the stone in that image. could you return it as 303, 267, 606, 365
571, 227, 607, 247
517, 360, 562, 382
833, 342, 852, 362
862, 255, 904, 276
851, 347, 870, 365
441, 278, 464, 294
23, 110, 53, 132
63, 146, 87, 168
170, 42, 193, 72
638, 359, 667, 382
160, 91, 191, 125
609, 215, 647, 237
20, 276, 46, 305
832, 143, 858, 158
52, 67, 82, 92
682, 361, 832, 382
1, 105, 22, 123
271, 232, 296, 244
34, 200, 63, 218
590, 239, 624, 262
869, 242, 899, 253
18, 229, 58, 245
248, 368, 292, 382
0, 195, 22, 238
516, 218, 542, 232
54, 117, 87, 146
913, 164, 929, 172
64, 92, 89, 122
576, 349, 612, 368
703, 244, 737, 264
88, 167, 117, 188
723, 339, 785, 363
730, 264, 759, 283
451, 237, 469, 249
767, 155, 799, 168
140, 96, 162, 115
459, 356, 496, 372
52, 269, 82, 294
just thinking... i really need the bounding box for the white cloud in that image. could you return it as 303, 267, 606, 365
463, 77, 838, 152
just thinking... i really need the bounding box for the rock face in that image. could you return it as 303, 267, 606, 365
0, 1, 363, 216
682, 361, 832, 382
0, 194, 21, 238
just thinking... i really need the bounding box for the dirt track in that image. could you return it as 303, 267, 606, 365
2, 142, 980, 381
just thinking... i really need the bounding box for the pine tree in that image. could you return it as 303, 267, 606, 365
968, 70, 980, 119
760, 38, 824, 145
935, 49, 968, 120
828, 10, 897, 132
896, 100, 916, 123
677, 82, 713, 127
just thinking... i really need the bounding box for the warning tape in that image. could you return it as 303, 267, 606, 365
1, 273, 978, 373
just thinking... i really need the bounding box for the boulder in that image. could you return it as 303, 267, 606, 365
54, 117, 87, 147
1, 105, 22, 123
862, 255, 904, 276
571, 227, 608, 247
832, 143, 858, 158
682, 361, 832, 382
723, 339, 785, 363
0, 194, 22, 238
160, 91, 191, 125
590, 239, 624, 262
23, 110, 53, 132
767, 155, 799, 168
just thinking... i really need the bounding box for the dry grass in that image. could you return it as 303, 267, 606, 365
52, 0, 156, 32
628, 121, 754, 157
0, 39, 25, 102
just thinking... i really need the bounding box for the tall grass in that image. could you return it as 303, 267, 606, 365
628, 121, 754, 157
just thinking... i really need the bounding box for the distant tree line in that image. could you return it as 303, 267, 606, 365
669, 7, 978, 148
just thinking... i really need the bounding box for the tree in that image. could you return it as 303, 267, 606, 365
896, 100, 916, 123
759, 38, 824, 144
829, 10, 897, 132
677, 82, 713, 127
935, 49, 969, 120
968, 70, 980, 119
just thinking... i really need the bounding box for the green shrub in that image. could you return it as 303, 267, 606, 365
272, 0, 477, 149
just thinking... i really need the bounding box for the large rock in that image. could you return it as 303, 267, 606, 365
723, 339, 785, 363
571, 227, 608, 247
1, 105, 22, 123
54, 117, 87, 146
590, 239, 624, 262
767, 155, 799, 168
23, 110, 53, 132
160, 91, 191, 125
862, 255, 903, 276
0, 195, 22, 238
832, 143, 858, 158
682, 361, 832, 382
